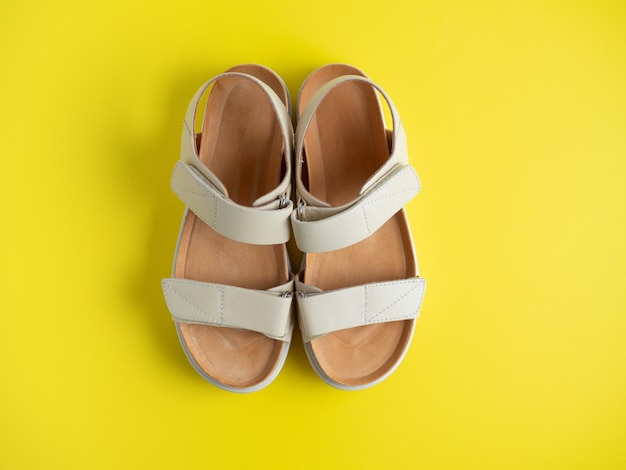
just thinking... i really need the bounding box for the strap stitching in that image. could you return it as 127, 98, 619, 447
164, 281, 224, 325
176, 187, 218, 226
165, 279, 294, 336
176, 166, 292, 232
362, 185, 420, 207
361, 186, 419, 233
174, 169, 219, 228
363, 283, 368, 324
386, 280, 426, 323
364, 280, 423, 323
360, 167, 413, 206
359, 168, 419, 233
299, 279, 425, 334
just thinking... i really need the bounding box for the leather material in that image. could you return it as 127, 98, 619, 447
180, 72, 294, 205
292, 68, 426, 367
162, 67, 296, 392
296, 277, 426, 341
291, 164, 420, 252
292, 74, 422, 253
171, 161, 293, 245
163, 278, 295, 341
175, 72, 294, 243
294, 74, 413, 207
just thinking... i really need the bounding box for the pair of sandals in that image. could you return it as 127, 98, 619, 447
162, 64, 426, 392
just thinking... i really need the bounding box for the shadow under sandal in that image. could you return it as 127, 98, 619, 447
162, 65, 295, 392
292, 64, 426, 390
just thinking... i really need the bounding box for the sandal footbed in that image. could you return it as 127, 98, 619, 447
175, 66, 290, 389
301, 65, 416, 387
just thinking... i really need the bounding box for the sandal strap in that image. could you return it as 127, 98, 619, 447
181, 72, 294, 195
171, 161, 293, 245
291, 164, 420, 252
292, 74, 421, 252
174, 71, 294, 245
162, 278, 295, 341
295, 277, 426, 341
295, 74, 411, 198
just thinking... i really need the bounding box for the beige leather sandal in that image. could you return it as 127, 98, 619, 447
292, 64, 426, 390
162, 65, 295, 392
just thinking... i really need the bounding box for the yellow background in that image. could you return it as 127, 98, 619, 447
1, 0, 625, 468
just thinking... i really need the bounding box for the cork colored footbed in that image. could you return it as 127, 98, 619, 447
300, 65, 416, 387
175, 66, 289, 389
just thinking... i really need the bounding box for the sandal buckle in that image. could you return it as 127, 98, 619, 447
297, 198, 306, 217
278, 192, 289, 209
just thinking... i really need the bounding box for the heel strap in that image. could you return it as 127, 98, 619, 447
174, 72, 294, 245
292, 74, 421, 252
295, 74, 409, 199
182, 72, 293, 195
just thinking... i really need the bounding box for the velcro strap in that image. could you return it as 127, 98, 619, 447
291, 165, 420, 253
171, 161, 293, 245
296, 277, 425, 341
162, 278, 294, 341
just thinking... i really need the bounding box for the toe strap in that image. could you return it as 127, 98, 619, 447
162, 278, 295, 341
295, 277, 426, 341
